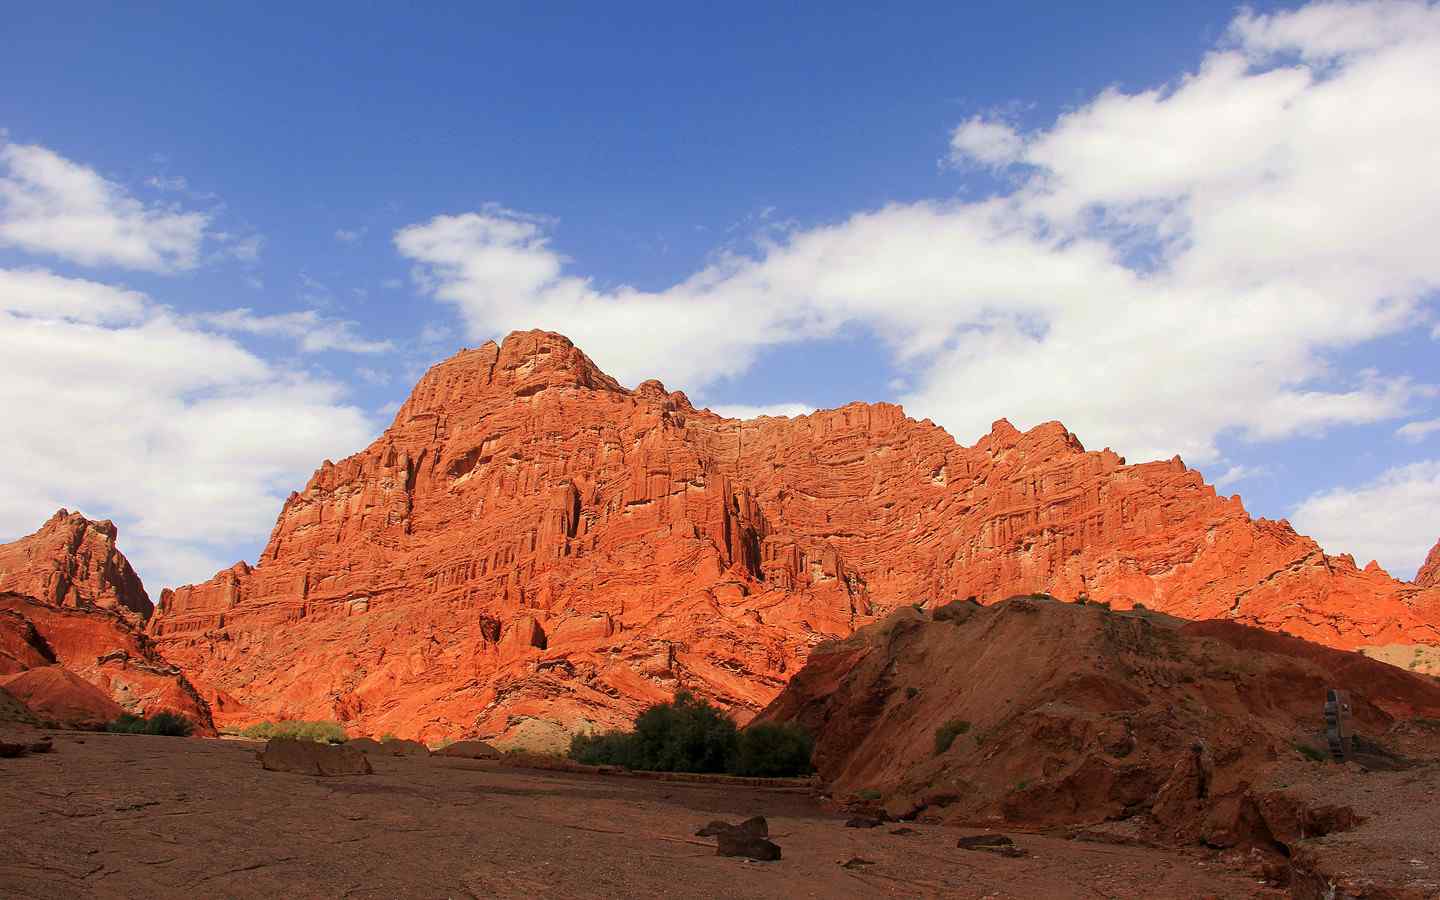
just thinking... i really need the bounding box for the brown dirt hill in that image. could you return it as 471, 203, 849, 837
757, 596, 1440, 849
145, 330, 1440, 745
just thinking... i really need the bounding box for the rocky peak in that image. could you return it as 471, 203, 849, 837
1418, 539, 1440, 589
0, 509, 151, 619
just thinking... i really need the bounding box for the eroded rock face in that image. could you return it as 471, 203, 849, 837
1417, 539, 1440, 589
0, 510, 213, 731
0, 509, 152, 620
145, 330, 1440, 744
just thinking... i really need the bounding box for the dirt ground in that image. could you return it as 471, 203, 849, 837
0, 733, 1287, 899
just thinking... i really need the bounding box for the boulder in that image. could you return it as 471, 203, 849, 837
715, 829, 782, 861
258, 739, 373, 776
437, 739, 500, 760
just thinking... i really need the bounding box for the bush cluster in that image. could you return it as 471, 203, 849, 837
107, 711, 195, 737
933, 718, 971, 754
568, 691, 813, 777
239, 720, 347, 743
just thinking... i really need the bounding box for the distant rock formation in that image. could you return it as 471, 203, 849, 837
143, 330, 1440, 744
0, 512, 212, 731
1417, 538, 1440, 589
0, 509, 151, 620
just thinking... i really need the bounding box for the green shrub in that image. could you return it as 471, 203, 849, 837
732, 722, 814, 777
934, 718, 971, 755
106, 711, 194, 736
567, 691, 812, 777
106, 713, 147, 734
239, 720, 347, 743
1294, 742, 1328, 763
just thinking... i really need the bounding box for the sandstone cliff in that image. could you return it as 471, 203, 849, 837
145, 330, 1440, 744
0, 509, 151, 620
0, 513, 212, 730
1417, 539, 1440, 589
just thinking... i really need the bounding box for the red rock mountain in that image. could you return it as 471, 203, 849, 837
146, 330, 1440, 744
0, 512, 212, 730
1417, 539, 1440, 589
0, 509, 151, 620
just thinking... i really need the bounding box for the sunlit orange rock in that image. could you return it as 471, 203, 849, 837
1417, 539, 1440, 589
0, 513, 213, 731
145, 330, 1440, 745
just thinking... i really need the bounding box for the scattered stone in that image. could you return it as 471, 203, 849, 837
695, 820, 733, 837
840, 857, 876, 869
28, 738, 53, 753
846, 816, 884, 828
716, 829, 782, 861
437, 739, 501, 760
889, 827, 918, 836
257, 738, 373, 776
956, 834, 1013, 849
0, 741, 27, 758
738, 816, 769, 837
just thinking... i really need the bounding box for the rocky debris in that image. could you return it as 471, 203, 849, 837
697, 816, 780, 860
1417, 538, 1440, 589
437, 739, 502, 759
889, 827, 918, 836
141, 330, 1440, 744
840, 857, 875, 869
715, 828, 782, 861
957, 834, 1015, 849
845, 816, 883, 828
757, 597, 1440, 859
257, 739, 373, 776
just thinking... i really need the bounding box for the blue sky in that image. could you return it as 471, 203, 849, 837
3, 1, 1439, 589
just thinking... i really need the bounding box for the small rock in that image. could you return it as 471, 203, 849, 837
846, 816, 883, 828
258, 739, 373, 776
0, 741, 27, 758
716, 829, 782, 861
28, 739, 53, 754
841, 857, 876, 869
956, 834, 1013, 849
436, 739, 501, 760
696, 820, 735, 837
738, 816, 769, 837
889, 827, 918, 836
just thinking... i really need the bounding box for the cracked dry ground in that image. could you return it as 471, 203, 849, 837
1, 734, 1276, 899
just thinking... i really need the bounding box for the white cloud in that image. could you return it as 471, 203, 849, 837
1213, 463, 1271, 488
0, 142, 211, 272
0, 268, 376, 589
1398, 418, 1440, 442
398, 1, 1440, 465
707, 402, 814, 420
1292, 460, 1440, 578
145, 174, 188, 192
948, 117, 1025, 166
198, 308, 394, 354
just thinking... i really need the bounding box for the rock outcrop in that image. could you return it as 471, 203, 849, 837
145, 330, 1440, 744
0, 513, 213, 731
0, 510, 152, 620
757, 597, 1440, 848
1417, 538, 1440, 589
